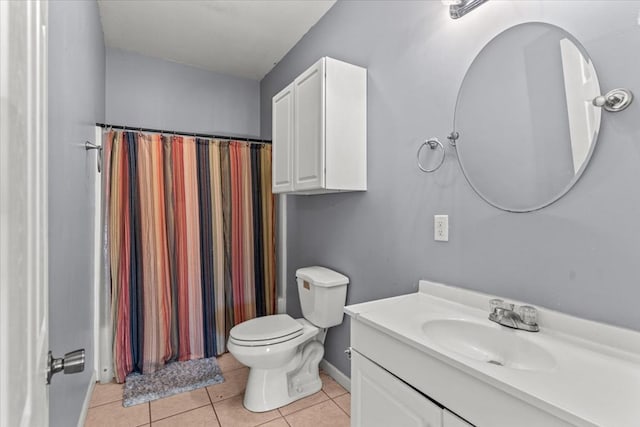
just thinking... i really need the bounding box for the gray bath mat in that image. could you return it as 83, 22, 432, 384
123, 357, 224, 407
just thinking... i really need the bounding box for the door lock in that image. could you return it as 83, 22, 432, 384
47, 349, 85, 385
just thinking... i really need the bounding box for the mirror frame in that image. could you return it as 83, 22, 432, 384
453, 22, 601, 213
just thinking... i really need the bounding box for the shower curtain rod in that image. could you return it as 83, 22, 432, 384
96, 122, 272, 144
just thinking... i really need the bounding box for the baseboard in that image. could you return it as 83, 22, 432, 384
77, 371, 97, 427
319, 358, 350, 392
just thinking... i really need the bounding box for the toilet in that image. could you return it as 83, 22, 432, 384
227, 266, 349, 412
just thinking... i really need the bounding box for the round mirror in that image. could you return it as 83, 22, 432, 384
454, 22, 601, 212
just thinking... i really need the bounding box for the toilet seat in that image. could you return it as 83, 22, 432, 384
229, 314, 304, 347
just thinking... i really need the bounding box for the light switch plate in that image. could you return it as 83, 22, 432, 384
434, 215, 449, 242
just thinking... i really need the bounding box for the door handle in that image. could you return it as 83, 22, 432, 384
47, 348, 85, 384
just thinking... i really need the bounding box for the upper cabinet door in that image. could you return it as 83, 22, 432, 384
293, 58, 325, 191
272, 83, 294, 193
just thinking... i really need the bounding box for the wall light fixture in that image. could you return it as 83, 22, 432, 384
442, 0, 488, 19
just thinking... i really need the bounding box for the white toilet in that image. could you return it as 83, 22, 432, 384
227, 266, 349, 412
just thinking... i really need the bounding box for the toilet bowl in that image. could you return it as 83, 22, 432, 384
227, 266, 349, 412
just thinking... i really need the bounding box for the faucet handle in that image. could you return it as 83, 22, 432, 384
489, 299, 503, 313
519, 305, 538, 326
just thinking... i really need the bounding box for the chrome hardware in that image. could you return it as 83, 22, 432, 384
448, 0, 489, 19
85, 141, 103, 173
592, 88, 633, 112
417, 138, 445, 173
488, 301, 539, 332
47, 348, 85, 384
447, 131, 459, 147
344, 347, 352, 360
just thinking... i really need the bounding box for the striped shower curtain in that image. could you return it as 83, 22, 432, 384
104, 131, 276, 383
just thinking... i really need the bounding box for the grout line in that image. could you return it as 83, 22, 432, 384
87, 398, 125, 410
150, 403, 211, 423
254, 414, 285, 427
207, 389, 247, 407
211, 403, 222, 427
280, 397, 330, 418
219, 364, 247, 374
205, 386, 214, 406
331, 395, 350, 418
204, 386, 222, 425
147, 402, 151, 426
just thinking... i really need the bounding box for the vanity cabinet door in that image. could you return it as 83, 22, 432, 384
443, 410, 473, 427
352, 350, 442, 427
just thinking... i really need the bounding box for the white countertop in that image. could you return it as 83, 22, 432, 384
345, 280, 640, 427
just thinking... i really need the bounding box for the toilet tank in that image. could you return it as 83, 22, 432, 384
296, 266, 349, 328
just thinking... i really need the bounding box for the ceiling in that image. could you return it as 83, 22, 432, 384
97, 0, 336, 80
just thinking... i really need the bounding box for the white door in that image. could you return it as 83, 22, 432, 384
351, 350, 442, 427
272, 83, 295, 193
293, 58, 325, 191
0, 1, 50, 426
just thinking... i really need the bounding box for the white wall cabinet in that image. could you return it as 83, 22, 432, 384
272, 57, 366, 195
272, 83, 294, 192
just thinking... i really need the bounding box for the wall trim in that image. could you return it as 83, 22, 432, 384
92, 126, 101, 381
320, 358, 350, 392
277, 194, 287, 314
76, 371, 97, 427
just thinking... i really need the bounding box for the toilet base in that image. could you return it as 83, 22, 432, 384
243, 340, 324, 412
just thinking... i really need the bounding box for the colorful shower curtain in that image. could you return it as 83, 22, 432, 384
104, 131, 276, 383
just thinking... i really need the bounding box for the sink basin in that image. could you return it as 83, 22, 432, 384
422, 319, 556, 371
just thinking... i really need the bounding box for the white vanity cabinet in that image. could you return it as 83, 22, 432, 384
345, 281, 640, 426
271, 57, 366, 195
352, 350, 442, 427
443, 410, 474, 427
351, 349, 473, 427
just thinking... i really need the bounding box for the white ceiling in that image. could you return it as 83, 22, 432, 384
97, 0, 336, 80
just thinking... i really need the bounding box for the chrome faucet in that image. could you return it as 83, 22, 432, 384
488, 299, 539, 332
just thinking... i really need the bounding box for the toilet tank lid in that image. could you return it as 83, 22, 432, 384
296, 266, 349, 287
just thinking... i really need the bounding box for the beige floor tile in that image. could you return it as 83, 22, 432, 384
320, 373, 347, 398
207, 366, 249, 403
152, 405, 219, 427
333, 394, 350, 416
217, 352, 246, 373
213, 395, 280, 427
84, 401, 149, 427
278, 390, 329, 416
285, 400, 349, 427
89, 381, 123, 408
257, 418, 289, 427
150, 388, 211, 421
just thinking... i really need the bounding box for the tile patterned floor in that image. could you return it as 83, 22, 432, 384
85, 353, 350, 427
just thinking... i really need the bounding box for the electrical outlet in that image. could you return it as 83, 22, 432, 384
434, 215, 449, 242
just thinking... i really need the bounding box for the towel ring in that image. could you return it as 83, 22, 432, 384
417, 138, 445, 173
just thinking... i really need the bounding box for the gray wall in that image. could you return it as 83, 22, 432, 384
48, 0, 105, 426
106, 48, 260, 137
260, 1, 640, 376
